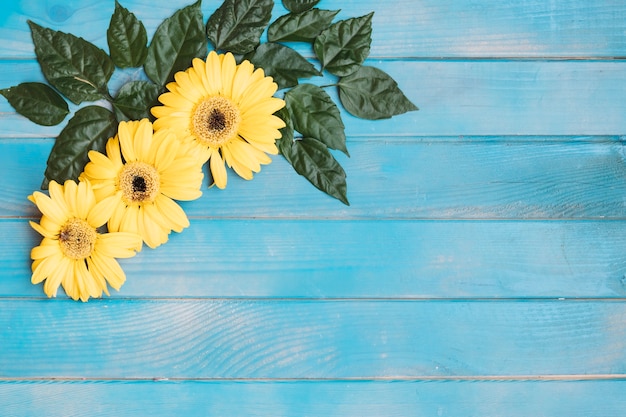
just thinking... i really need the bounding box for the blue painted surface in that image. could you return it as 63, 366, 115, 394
1, 0, 626, 415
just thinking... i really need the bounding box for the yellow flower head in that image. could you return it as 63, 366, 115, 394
151, 51, 286, 189
80, 119, 204, 249
28, 180, 142, 302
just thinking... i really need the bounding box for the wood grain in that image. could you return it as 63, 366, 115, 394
2, 60, 626, 136
2, 379, 626, 417
1, 0, 625, 58
4, 218, 626, 298
1, 299, 625, 378
4, 138, 626, 220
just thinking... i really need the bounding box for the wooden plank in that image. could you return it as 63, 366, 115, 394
1, 379, 626, 417
4, 138, 626, 220
1, 299, 626, 378
4, 218, 626, 298
2, 60, 626, 136
1, 0, 625, 58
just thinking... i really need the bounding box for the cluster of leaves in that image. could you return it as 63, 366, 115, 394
0, 0, 417, 204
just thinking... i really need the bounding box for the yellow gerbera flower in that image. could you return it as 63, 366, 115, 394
29, 180, 142, 302
151, 51, 286, 189
80, 119, 204, 249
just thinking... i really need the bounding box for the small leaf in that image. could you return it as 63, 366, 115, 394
0, 82, 69, 126
245, 43, 321, 89
285, 83, 348, 155
144, 0, 207, 87
313, 12, 373, 77
338, 66, 418, 120
281, 136, 349, 205
268, 9, 339, 43
206, 0, 273, 54
112, 81, 160, 121
282, 0, 320, 14
28, 20, 114, 104
43, 106, 117, 189
107, 0, 148, 68
275, 107, 294, 163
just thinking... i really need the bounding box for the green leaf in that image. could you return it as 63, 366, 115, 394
275, 107, 294, 163
285, 83, 348, 155
282, 0, 320, 13
245, 43, 321, 90
112, 81, 160, 121
144, 0, 207, 87
28, 20, 114, 104
338, 66, 418, 120
268, 9, 339, 43
107, 0, 148, 68
281, 136, 349, 205
0, 82, 69, 126
313, 12, 373, 77
42, 106, 117, 189
206, 0, 273, 54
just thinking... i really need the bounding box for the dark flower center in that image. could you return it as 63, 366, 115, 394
208, 109, 226, 131
132, 176, 147, 193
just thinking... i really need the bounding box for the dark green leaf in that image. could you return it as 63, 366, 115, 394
281, 136, 349, 205
107, 0, 148, 68
268, 9, 339, 43
28, 20, 114, 104
0, 82, 68, 126
42, 106, 117, 189
285, 83, 348, 155
245, 43, 321, 89
112, 81, 160, 121
275, 107, 294, 163
282, 0, 320, 13
338, 66, 418, 120
144, 0, 207, 87
206, 0, 273, 54
313, 12, 373, 77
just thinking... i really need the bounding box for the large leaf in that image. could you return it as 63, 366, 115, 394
112, 81, 160, 121
206, 0, 273, 54
43, 106, 117, 189
28, 21, 114, 104
281, 136, 349, 205
245, 43, 321, 90
144, 0, 207, 87
338, 66, 418, 120
282, 0, 320, 14
107, 0, 148, 68
313, 12, 373, 77
284, 83, 347, 155
0, 82, 68, 126
268, 9, 339, 43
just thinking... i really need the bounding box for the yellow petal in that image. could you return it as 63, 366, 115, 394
221, 52, 237, 98
87, 194, 120, 228
209, 148, 228, 189
31, 191, 68, 225
31, 239, 61, 260
106, 137, 124, 167
134, 119, 154, 161
118, 121, 137, 162
29, 220, 57, 239
86, 256, 110, 296
31, 251, 63, 284
120, 204, 140, 235
97, 232, 143, 257
108, 198, 127, 232
75, 180, 96, 219
154, 194, 189, 232
205, 51, 223, 95
90, 252, 126, 291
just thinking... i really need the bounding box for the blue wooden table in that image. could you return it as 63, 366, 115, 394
2, 0, 626, 415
